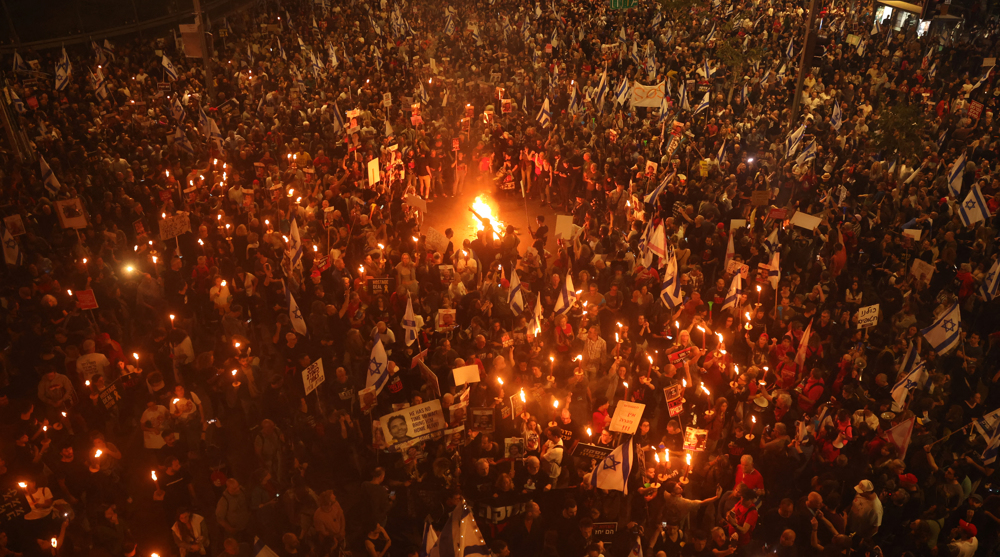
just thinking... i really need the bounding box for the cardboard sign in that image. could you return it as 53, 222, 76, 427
790, 211, 821, 231
3, 215, 24, 236
668, 346, 697, 364
367, 158, 381, 185
470, 407, 496, 432
75, 289, 99, 310
767, 207, 788, 220
157, 82, 172, 91
857, 304, 879, 329
359, 385, 377, 414
609, 401, 646, 434
683, 427, 708, 451
453, 364, 480, 385
554, 214, 575, 239
301, 359, 325, 395
383, 92, 392, 107
573, 443, 614, 460
159, 213, 192, 240
56, 198, 88, 229
911, 258, 935, 283
969, 101, 984, 120
902, 228, 922, 241
379, 399, 446, 447
751, 190, 769, 206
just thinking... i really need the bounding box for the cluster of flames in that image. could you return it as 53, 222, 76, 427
472, 195, 504, 240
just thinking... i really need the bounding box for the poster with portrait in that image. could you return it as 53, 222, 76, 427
3, 215, 25, 236
379, 399, 446, 448
359, 385, 377, 414
504, 438, 525, 458
683, 427, 708, 452
55, 198, 88, 229
449, 399, 468, 426
438, 264, 455, 284
436, 308, 457, 331
470, 407, 496, 432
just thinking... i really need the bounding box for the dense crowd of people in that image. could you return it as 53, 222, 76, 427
1, 0, 1000, 555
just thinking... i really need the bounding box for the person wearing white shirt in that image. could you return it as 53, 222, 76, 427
541, 426, 564, 484
141, 400, 170, 449
76, 339, 111, 384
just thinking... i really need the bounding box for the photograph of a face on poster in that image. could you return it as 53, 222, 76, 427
379, 399, 446, 448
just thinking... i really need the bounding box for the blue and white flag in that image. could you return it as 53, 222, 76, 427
660, 249, 684, 308
717, 140, 727, 164
278, 39, 287, 61
288, 218, 303, 270
658, 94, 670, 123
420, 520, 439, 557
705, 24, 716, 43
871, 19, 882, 35
651, 11, 662, 27
692, 92, 710, 115
928, 61, 937, 79
12, 51, 27, 73
208, 118, 224, 151
763, 227, 779, 254
891, 360, 927, 410
983, 427, 1000, 465
162, 55, 179, 81
981, 258, 1000, 301
959, 183, 991, 226
174, 126, 195, 155
629, 42, 642, 66
678, 82, 689, 111
595, 69, 609, 113
287, 289, 307, 335
402, 297, 419, 346
972, 66, 994, 91
419, 83, 430, 104
2, 222, 22, 266
614, 77, 630, 106
54, 47, 72, 91
644, 171, 674, 204
198, 103, 210, 132
768, 251, 780, 289
627, 536, 643, 557
10, 90, 25, 114
40, 156, 61, 197
921, 303, 961, 355
553, 273, 577, 315
786, 39, 795, 59
102, 39, 115, 60
831, 101, 842, 130
310, 52, 323, 77
721, 273, 742, 312
568, 83, 581, 114
509, 270, 524, 316
590, 437, 633, 494
785, 124, 806, 157
535, 97, 552, 128
796, 140, 817, 165
444, 14, 455, 35
428, 504, 488, 557
948, 153, 966, 197
365, 338, 390, 394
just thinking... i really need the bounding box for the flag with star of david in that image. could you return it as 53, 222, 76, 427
981, 258, 1000, 301
366, 338, 390, 394
921, 302, 961, 356
959, 183, 991, 227
2, 222, 21, 266
590, 436, 633, 494
287, 288, 307, 336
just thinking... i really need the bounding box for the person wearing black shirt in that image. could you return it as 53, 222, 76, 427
328, 367, 356, 413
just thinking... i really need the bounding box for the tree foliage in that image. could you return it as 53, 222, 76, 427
870, 103, 926, 163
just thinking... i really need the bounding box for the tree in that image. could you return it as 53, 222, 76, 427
659, 0, 699, 15
715, 27, 767, 104
870, 103, 926, 166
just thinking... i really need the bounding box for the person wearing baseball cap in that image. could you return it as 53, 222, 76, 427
847, 479, 882, 541
948, 520, 978, 557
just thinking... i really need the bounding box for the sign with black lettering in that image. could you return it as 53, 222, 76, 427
593, 522, 618, 544
573, 443, 613, 460
99, 382, 121, 410
0, 488, 28, 525
366, 277, 394, 296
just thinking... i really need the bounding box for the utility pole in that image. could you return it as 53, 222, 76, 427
191, 0, 215, 104
789, 0, 819, 127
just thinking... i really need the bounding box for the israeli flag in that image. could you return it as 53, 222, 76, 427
288, 218, 303, 270
949, 153, 966, 197
208, 118, 224, 151
2, 222, 22, 266
614, 77, 630, 106
857, 40, 866, 57
332, 101, 345, 131
645, 171, 673, 204
286, 287, 308, 336
365, 339, 390, 394
796, 140, 817, 165
590, 437, 634, 494
717, 139, 727, 164
595, 69, 609, 113
444, 14, 455, 35
705, 24, 716, 43
763, 227, 779, 254
54, 47, 72, 92
10, 90, 25, 114
103, 39, 115, 60
981, 259, 1000, 301
40, 156, 61, 197
568, 84, 581, 114
959, 183, 991, 227
95, 80, 109, 101
768, 251, 780, 289
920, 303, 961, 355
402, 297, 418, 346
972, 66, 994, 91
721, 273, 742, 312
657, 94, 670, 123
535, 97, 552, 128
831, 101, 842, 130
174, 127, 195, 155
871, 19, 882, 35
328, 45, 337, 66
509, 270, 524, 316
310, 52, 323, 77
553, 273, 577, 315
630, 42, 642, 66
198, 103, 210, 132
428, 504, 489, 557
646, 223, 667, 260
928, 61, 937, 79
278, 39, 287, 61
421, 520, 439, 557
786, 39, 795, 59
652, 11, 662, 27
692, 92, 710, 115
785, 124, 806, 157
702, 58, 712, 79
678, 82, 689, 111
162, 55, 179, 81
419, 82, 430, 104
474, 24, 484, 45
890, 360, 927, 410
660, 249, 684, 308
12, 51, 27, 73
982, 427, 1000, 465
312, 15, 319, 32
777, 63, 787, 78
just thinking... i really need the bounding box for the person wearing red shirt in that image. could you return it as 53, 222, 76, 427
724, 484, 760, 546
735, 455, 765, 497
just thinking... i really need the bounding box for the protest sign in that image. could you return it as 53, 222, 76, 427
453, 364, 480, 385
75, 289, 99, 310
857, 304, 879, 329
790, 211, 821, 231
609, 401, 646, 434
911, 258, 934, 283
56, 198, 88, 229
683, 427, 708, 451
159, 213, 192, 240
555, 214, 575, 239
573, 443, 613, 460
367, 158, 380, 185
379, 399, 446, 448
470, 407, 495, 432
629, 81, 665, 107
301, 359, 325, 395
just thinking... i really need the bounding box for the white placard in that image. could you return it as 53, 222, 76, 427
857, 304, 879, 329
379, 399, 446, 448
367, 158, 381, 185
453, 364, 481, 386
911, 258, 935, 283
790, 211, 821, 231
555, 214, 575, 239
301, 359, 325, 395
383, 92, 392, 107
609, 401, 646, 434
729, 219, 747, 230
425, 227, 449, 253
405, 194, 427, 214
985, 58, 996, 67
902, 228, 922, 241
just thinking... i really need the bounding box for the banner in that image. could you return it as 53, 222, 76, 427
301, 359, 325, 395
379, 399, 446, 448
629, 81, 666, 107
